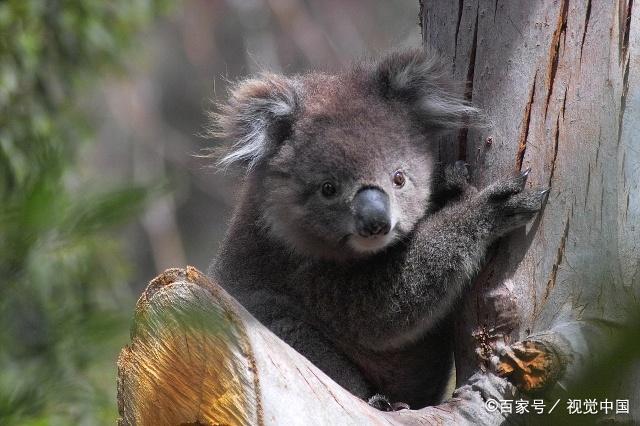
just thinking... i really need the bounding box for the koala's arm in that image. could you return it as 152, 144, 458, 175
391, 170, 545, 327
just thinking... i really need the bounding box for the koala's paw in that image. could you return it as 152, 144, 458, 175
431, 161, 477, 210
443, 160, 471, 190
367, 394, 410, 411
481, 168, 549, 236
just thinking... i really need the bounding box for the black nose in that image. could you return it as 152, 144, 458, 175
353, 187, 391, 237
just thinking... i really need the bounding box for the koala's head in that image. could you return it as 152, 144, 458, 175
212, 49, 478, 260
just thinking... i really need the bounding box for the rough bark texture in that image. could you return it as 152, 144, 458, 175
117, 1, 639, 425
422, 0, 639, 419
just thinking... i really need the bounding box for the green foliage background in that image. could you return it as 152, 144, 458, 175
0, 1, 168, 424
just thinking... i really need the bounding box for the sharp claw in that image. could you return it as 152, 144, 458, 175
368, 394, 394, 411
539, 188, 551, 196
520, 167, 531, 178
392, 402, 411, 411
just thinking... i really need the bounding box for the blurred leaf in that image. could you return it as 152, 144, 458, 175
0, 0, 171, 424
63, 186, 151, 236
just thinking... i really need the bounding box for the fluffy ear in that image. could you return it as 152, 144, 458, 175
211, 74, 299, 170
375, 49, 481, 131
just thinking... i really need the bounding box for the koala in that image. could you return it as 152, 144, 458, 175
208, 49, 546, 409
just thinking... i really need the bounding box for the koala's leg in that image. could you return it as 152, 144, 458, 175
268, 316, 372, 399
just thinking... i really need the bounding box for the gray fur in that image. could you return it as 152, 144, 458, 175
208, 50, 544, 409
374, 50, 482, 131
211, 74, 300, 170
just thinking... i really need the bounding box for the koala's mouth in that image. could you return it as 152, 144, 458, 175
347, 227, 397, 254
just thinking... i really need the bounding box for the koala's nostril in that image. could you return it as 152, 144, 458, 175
357, 217, 391, 237
368, 221, 391, 236
353, 187, 391, 238
381, 222, 391, 234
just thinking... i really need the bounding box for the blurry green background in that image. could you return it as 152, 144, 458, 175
0, 1, 419, 424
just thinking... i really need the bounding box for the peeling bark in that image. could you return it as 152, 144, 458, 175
579, 0, 592, 65
544, 0, 569, 119
515, 74, 536, 171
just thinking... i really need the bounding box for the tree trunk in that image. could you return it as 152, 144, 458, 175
117, 1, 639, 424
421, 0, 639, 417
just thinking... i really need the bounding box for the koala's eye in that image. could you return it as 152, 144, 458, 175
321, 181, 337, 197
392, 170, 406, 188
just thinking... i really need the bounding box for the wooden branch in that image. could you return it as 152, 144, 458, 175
116, 267, 605, 426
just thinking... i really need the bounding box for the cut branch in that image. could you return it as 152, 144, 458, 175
117, 267, 607, 426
